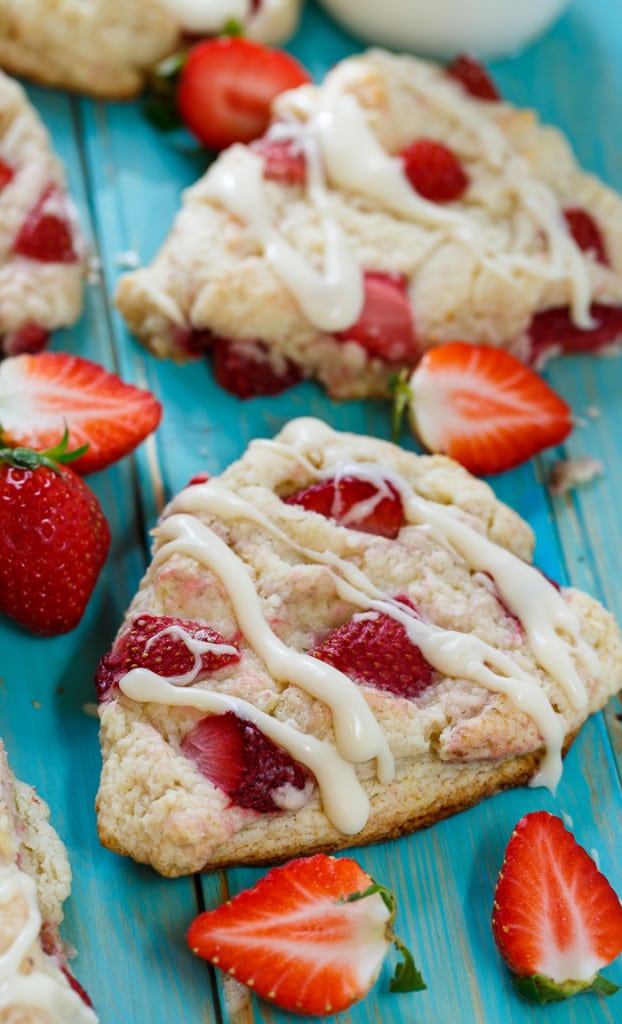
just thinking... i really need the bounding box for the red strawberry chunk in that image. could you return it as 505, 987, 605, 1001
61, 968, 95, 1009
13, 184, 78, 263
0, 158, 15, 189
528, 304, 622, 360
1, 322, 49, 358
446, 54, 501, 101
408, 341, 573, 475
285, 475, 404, 538
313, 601, 435, 700
181, 711, 313, 812
492, 812, 622, 998
212, 337, 303, 398
336, 271, 419, 363
401, 139, 469, 203
95, 614, 240, 701
187, 853, 406, 1016
563, 207, 609, 265
251, 136, 307, 185
0, 351, 162, 474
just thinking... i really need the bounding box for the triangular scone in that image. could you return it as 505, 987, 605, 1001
0, 0, 301, 99
0, 739, 98, 1022
0, 70, 85, 356
116, 48, 622, 399
95, 418, 622, 877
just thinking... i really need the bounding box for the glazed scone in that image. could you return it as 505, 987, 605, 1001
116, 48, 622, 399
94, 418, 622, 877
0, 0, 302, 99
0, 739, 98, 1023
0, 70, 85, 356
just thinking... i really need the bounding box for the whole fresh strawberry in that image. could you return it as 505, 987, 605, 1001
0, 434, 110, 635
492, 811, 622, 1003
187, 852, 425, 1016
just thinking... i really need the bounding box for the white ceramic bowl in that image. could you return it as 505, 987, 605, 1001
318, 0, 569, 60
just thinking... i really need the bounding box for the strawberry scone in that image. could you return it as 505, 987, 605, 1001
94, 418, 622, 877
0, 0, 301, 99
0, 739, 98, 1022
0, 70, 85, 357
115, 48, 622, 399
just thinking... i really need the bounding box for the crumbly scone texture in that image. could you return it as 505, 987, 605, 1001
115, 48, 622, 399
95, 418, 622, 877
0, 0, 302, 99
0, 69, 84, 341
0, 739, 97, 1023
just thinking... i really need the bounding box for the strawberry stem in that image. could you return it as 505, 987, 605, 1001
0, 425, 88, 474
513, 972, 620, 1004
389, 369, 412, 444
342, 882, 426, 994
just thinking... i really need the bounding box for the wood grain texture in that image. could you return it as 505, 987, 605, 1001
0, 2, 621, 1022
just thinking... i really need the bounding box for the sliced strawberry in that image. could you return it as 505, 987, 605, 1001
492, 811, 622, 1003
406, 341, 573, 475
0, 158, 15, 189
0, 351, 162, 474
95, 614, 240, 701
187, 852, 424, 1015
563, 207, 609, 265
285, 475, 404, 538
446, 54, 501, 101
251, 136, 307, 185
336, 272, 419, 363
211, 337, 303, 398
181, 711, 312, 812
528, 304, 622, 360
177, 36, 312, 150
400, 139, 469, 203
13, 184, 78, 263
1, 322, 49, 357
313, 601, 436, 700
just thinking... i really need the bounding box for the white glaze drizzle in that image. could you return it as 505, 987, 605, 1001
0, 862, 97, 1022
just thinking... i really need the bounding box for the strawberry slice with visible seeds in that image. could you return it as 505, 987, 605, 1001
181, 711, 313, 812
528, 304, 622, 361
286, 475, 404, 538
0, 351, 162, 475
492, 811, 622, 1003
336, 272, 419, 363
406, 341, 573, 475
251, 136, 307, 185
313, 599, 436, 700
187, 852, 425, 1015
400, 139, 469, 203
212, 337, 303, 398
446, 54, 500, 101
563, 207, 609, 265
95, 614, 240, 701
13, 184, 78, 263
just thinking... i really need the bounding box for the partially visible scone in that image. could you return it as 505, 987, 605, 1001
115, 48, 622, 399
0, 0, 301, 99
0, 739, 98, 1023
94, 418, 622, 877
0, 70, 85, 356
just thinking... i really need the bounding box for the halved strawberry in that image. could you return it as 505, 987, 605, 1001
446, 54, 500, 101
251, 136, 307, 185
492, 811, 622, 1003
400, 139, 469, 203
181, 711, 313, 812
563, 207, 609, 265
0, 351, 162, 474
285, 475, 405, 538
528, 304, 622, 361
211, 337, 303, 398
95, 614, 240, 701
187, 852, 425, 1015
313, 600, 436, 700
336, 272, 419, 363
404, 341, 573, 475
13, 184, 78, 263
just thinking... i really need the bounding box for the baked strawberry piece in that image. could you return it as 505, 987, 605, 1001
0, 738, 99, 1022
116, 48, 622, 400
94, 418, 622, 877
0, 70, 86, 355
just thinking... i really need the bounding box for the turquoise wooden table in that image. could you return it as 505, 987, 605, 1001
2, 2, 622, 1021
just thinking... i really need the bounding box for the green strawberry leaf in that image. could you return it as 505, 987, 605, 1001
342, 882, 426, 994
